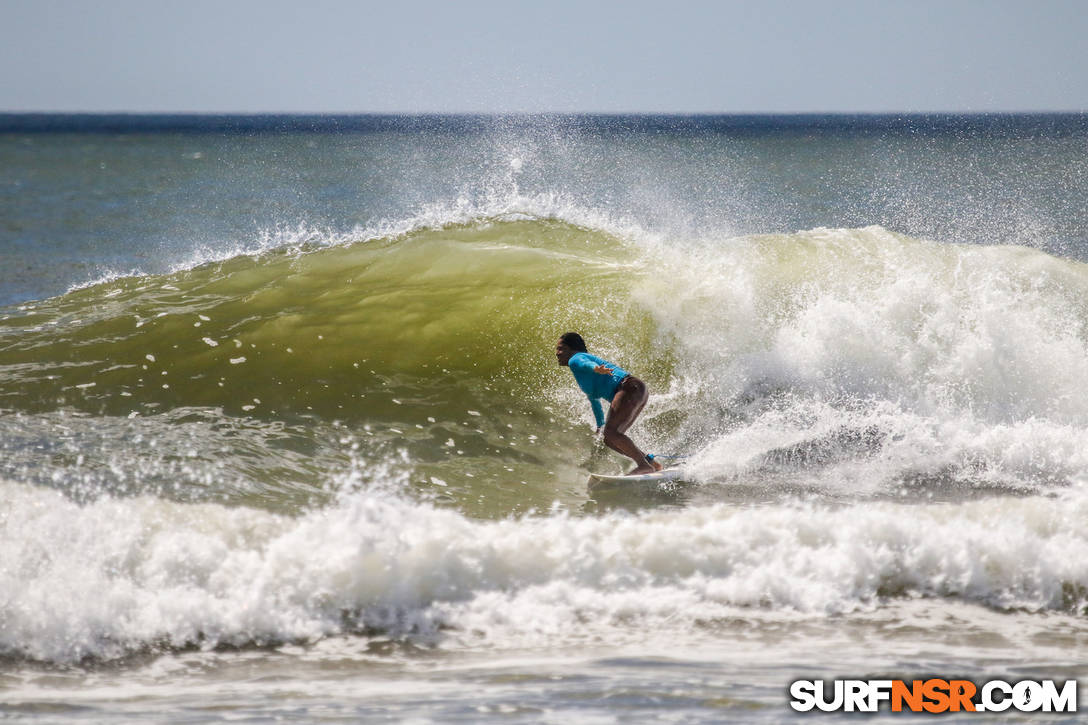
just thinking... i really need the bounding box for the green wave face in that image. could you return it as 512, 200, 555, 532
0, 219, 664, 515
0, 219, 652, 419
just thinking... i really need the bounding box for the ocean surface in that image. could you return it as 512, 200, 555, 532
2, 113, 1088, 722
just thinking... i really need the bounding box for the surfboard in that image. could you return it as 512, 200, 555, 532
587, 468, 684, 493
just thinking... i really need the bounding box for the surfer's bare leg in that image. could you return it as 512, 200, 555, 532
602, 376, 662, 475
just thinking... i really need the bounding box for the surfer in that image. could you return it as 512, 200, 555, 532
555, 332, 663, 475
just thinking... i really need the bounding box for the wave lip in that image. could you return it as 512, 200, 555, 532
3, 478, 1087, 664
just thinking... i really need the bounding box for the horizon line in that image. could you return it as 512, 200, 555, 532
3, 109, 1087, 116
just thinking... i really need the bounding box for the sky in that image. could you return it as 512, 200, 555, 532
2, 0, 1086, 113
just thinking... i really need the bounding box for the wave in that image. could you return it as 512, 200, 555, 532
4, 212, 1088, 497
3, 475, 1087, 664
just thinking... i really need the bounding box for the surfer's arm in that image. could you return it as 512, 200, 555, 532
589, 396, 606, 429
569, 355, 607, 429
593, 364, 614, 375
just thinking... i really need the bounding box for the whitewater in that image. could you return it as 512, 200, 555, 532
2, 114, 1088, 721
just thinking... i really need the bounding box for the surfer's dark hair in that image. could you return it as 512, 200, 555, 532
560, 332, 587, 352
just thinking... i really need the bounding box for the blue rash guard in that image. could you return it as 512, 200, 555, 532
567, 352, 629, 428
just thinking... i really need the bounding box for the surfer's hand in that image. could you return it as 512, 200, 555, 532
593, 364, 613, 375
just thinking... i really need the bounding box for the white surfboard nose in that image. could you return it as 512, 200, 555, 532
587, 468, 684, 492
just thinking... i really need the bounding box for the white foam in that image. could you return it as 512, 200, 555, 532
4, 475, 1088, 664
637, 226, 1088, 489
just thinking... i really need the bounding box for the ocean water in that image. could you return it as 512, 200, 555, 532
2, 114, 1088, 722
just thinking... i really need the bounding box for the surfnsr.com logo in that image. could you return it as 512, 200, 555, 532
789, 679, 1078, 713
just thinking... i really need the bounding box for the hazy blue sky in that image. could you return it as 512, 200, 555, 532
2, 0, 1086, 113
